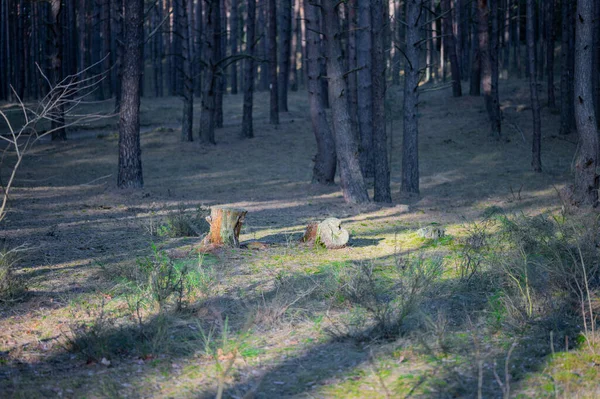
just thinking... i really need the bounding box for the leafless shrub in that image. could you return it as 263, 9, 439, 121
0, 246, 27, 303
327, 256, 443, 340
0, 63, 112, 222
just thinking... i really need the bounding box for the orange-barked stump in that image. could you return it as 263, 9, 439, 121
204, 207, 248, 247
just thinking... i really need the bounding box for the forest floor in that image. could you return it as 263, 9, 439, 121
1, 77, 598, 398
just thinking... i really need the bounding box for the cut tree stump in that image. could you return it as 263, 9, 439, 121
203, 207, 248, 247
301, 217, 349, 249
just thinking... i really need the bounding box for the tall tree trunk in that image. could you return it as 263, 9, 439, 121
241, 0, 256, 139
194, 0, 203, 94
200, 0, 218, 144
546, 0, 556, 109
346, 0, 359, 142
322, 0, 369, 204
278, 0, 291, 111
392, 0, 403, 85
49, 0, 66, 141
258, 0, 269, 91
573, 0, 599, 206
401, 0, 421, 196
489, 0, 501, 136
268, 0, 279, 124
304, 0, 336, 184
372, 0, 391, 203
118, 0, 144, 188
230, 0, 239, 94
78, 0, 87, 75
214, 0, 224, 128
560, 0, 575, 135
289, 0, 300, 92
442, 0, 462, 97
470, 0, 481, 95
526, 0, 541, 172
180, 0, 194, 141
356, 0, 373, 176
113, 0, 123, 110
479, 0, 493, 121
101, 0, 112, 98
592, 0, 600, 124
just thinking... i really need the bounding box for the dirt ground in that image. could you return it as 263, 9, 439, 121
0, 77, 591, 398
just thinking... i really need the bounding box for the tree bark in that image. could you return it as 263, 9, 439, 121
372, 0, 391, 203
573, 0, 599, 206
230, 0, 239, 94
268, 0, 279, 124
489, 0, 501, 136
180, 0, 194, 142
442, 0, 462, 97
305, 0, 336, 184
204, 207, 248, 247
241, 0, 256, 139
214, 0, 224, 128
592, 0, 600, 124
200, 0, 218, 144
289, 0, 300, 92
194, 0, 203, 94
526, 0, 541, 172
470, 0, 481, 95
401, 0, 421, 196
560, 0, 576, 135
118, 0, 144, 189
356, 0, 374, 177
322, 0, 369, 204
278, 0, 291, 111
546, 0, 556, 109
49, 0, 66, 141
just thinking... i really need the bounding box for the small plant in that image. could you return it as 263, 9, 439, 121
0, 247, 26, 303
156, 205, 210, 238
328, 256, 443, 340
456, 218, 494, 281
136, 245, 214, 310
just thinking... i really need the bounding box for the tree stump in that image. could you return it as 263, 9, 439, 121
301, 217, 349, 249
204, 207, 247, 247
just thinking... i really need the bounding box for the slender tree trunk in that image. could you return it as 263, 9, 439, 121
372, 0, 391, 203
536, 0, 544, 80
560, 0, 575, 135
289, 0, 300, 92
118, 0, 144, 188
258, 0, 269, 91
479, 0, 493, 116
304, 0, 336, 184
346, 0, 359, 142
573, 0, 599, 206
526, 0, 541, 172
356, 0, 373, 176
268, 0, 279, 124
546, 0, 556, 109
214, 0, 224, 128
502, 0, 510, 78
489, 0, 501, 136
592, 0, 600, 124
470, 0, 481, 95
401, 0, 421, 196
242, 0, 256, 139
49, 0, 66, 140
113, 0, 123, 110
180, 0, 194, 141
200, 0, 218, 144
101, 0, 112, 98
194, 0, 203, 94
230, 0, 239, 94
323, 0, 369, 203
278, 0, 291, 111
442, 0, 462, 97
392, 0, 402, 85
